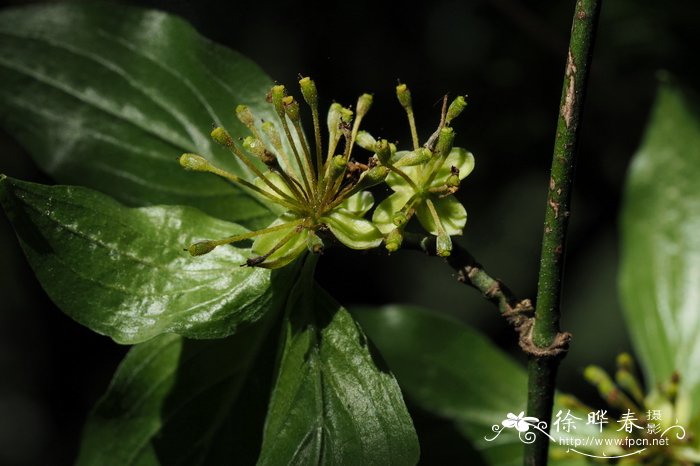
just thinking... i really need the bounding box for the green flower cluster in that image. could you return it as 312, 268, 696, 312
180, 79, 474, 268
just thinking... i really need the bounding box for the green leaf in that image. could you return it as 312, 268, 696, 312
0, 176, 293, 343
78, 314, 276, 466
0, 2, 279, 227
620, 81, 700, 415
258, 257, 419, 465
352, 305, 592, 466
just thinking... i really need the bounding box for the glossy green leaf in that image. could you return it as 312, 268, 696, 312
0, 2, 279, 227
352, 305, 592, 466
620, 81, 700, 414
0, 176, 293, 343
258, 257, 419, 465
77, 314, 275, 466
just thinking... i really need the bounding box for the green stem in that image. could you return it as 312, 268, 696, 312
525, 1, 601, 465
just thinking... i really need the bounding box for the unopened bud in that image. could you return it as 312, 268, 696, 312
211, 127, 234, 147
394, 148, 433, 167
356, 131, 377, 151
356, 93, 373, 119
385, 228, 403, 252
396, 83, 412, 109
436, 127, 455, 156
375, 139, 391, 164
436, 232, 452, 257
299, 76, 318, 107
235, 105, 255, 129
353, 166, 389, 191
179, 153, 211, 172
446, 95, 467, 124
282, 95, 300, 121
188, 240, 216, 256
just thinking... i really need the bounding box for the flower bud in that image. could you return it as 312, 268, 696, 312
436, 232, 452, 257
436, 127, 455, 157
188, 240, 216, 256
396, 83, 412, 110
446, 95, 467, 124
375, 139, 391, 164
235, 104, 255, 129
447, 174, 460, 188
385, 228, 403, 252
352, 166, 389, 191
394, 147, 433, 167
355, 131, 377, 151
299, 76, 318, 107
356, 93, 373, 119
282, 95, 300, 122
210, 127, 234, 147
179, 153, 211, 172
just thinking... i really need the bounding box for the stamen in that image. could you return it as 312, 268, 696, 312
179, 153, 300, 211
299, 77, 323, 177
446, 95, 468, 125
187, 219, 304, 257
261, 121, 296, 176
283, 95, 317, 184
245, 223, 304, 267
271, 85, 314, 198
210, 126, 300, 206
396, 84, 420, 150
426, 198, 452, 257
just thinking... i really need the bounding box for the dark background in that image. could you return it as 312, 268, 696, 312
1, 0, 699, 464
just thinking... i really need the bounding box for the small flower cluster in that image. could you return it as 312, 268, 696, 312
179, 78, 474, 268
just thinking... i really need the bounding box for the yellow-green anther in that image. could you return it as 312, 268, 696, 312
385, 228, 403, 252
329, 155, 346, 178
235, 104, 255, 129
446, 95, 467, 124
339, 106, 354, 125
282, 95, 300, 121
179, 153, 211, 172
392, 212, 408, 227
270, 85, 286, 117
616, 353, 635, 372
188, 240, 217, 256
436, 232, 452, 257
394, 147, 433, 167
584, 365, 636, 411
396, 83, 412, 109
615, 370, 645, 405
356, 131, 377, 151
375, 139, 391, 164
261, 121, 282, 148
211, 126, 234, 147
299, 76, 318, 107
436, 127, 455, 156
306, 231, 324, 254
356, 93, 373, 119
557, 394, 592, 413
447, 174, 460, 188
242, 136, 276, 166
